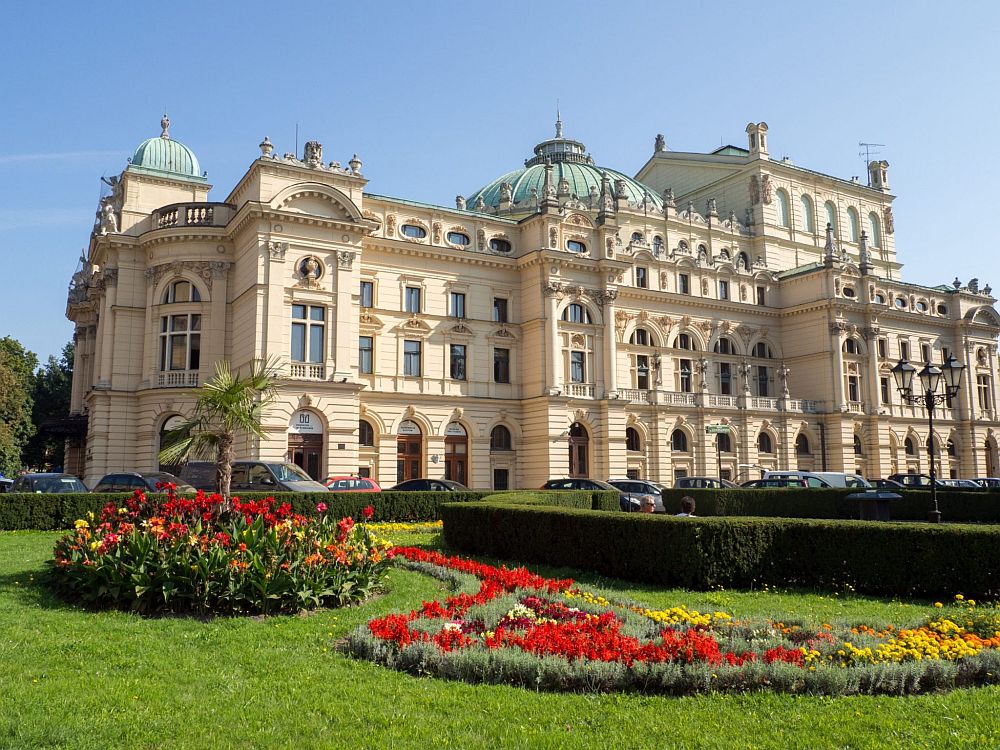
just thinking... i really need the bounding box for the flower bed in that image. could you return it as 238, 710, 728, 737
51, 487, 392, 615
347, 548, 1000, 696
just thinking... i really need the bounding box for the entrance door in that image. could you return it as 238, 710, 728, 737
288, 433, 323, 480
568, 422, 589, 477
396, 420, 423, 483
444, 423, 468, 485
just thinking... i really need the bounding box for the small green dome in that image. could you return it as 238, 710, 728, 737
126, 115, 206, 182
466, 117, 660, 212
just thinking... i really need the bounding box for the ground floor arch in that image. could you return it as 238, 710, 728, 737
287, 409, 324, 480
396, 419, 423, 483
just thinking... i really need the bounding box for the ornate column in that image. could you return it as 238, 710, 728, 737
830, 323, 846, 410
544, 282, 561, 394
602, 290, 619, 397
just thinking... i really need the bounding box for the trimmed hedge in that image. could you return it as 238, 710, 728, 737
0, 489, 619, 530
659, 487, 1000, 524
441, 501, 1000, 599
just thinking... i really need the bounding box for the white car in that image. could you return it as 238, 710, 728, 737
762, 471, 871, 489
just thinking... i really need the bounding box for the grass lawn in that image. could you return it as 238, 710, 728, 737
1, 530, 998, 750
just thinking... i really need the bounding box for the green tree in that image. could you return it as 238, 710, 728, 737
0, 337, 38, 477
158, 359, 278, 499
23, 342, 74, 470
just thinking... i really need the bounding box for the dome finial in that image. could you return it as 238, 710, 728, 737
160, 113, 170, 140
555, 100, 563, 139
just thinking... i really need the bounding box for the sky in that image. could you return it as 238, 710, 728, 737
2, 0, 998, 364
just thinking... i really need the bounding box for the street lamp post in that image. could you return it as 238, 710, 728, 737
891, 355, 965, 523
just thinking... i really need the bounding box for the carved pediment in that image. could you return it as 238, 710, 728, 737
359, 309, 384, 330
397, 315, 432, 333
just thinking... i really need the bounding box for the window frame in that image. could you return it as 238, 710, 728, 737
403, 339, 422, 377
493, 347, 510, 383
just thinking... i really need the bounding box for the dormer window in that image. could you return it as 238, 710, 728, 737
489, 238, 512, 253
566, 240, 586, 254
843, 287, 856, 298
163, 280, 200, 304
401, 224, 426, 239
446, 231, 470, 246
895, 297, 907, 309
915, 300, 928, 313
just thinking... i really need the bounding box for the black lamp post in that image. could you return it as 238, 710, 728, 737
891, 355, 965, 523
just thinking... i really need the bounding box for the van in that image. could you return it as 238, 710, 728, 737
762, 471, 871, 489
180, 461, 329, 493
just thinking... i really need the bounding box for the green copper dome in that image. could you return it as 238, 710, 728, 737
126, 115, 206, 182
465, 117, 661, 212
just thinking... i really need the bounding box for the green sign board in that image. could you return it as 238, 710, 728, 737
705, 425, 731, 434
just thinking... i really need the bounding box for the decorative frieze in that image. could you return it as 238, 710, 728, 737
144, 261, 230, 290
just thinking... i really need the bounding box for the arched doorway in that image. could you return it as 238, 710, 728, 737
444, 422, 468, 485
287, 409, 324, 481
158, 415, 186, 474
568, 422, 589, 478
396, 419, 423, 483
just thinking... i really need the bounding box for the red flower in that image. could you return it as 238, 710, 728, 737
316, 502, 328, 513
362, 505, 374, 520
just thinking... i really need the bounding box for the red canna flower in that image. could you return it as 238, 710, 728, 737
362, 505, 374, 520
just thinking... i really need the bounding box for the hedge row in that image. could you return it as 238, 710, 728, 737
440, 501, 1000, 599
660, 487, 1000, 524
0, 490, 619, 530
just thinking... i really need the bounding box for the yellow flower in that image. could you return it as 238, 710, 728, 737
955, 594, 965, 601
89, 541, 100, 551
74, 519, 89, 529
934, 602, 944, 608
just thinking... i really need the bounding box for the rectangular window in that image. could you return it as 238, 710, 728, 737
636, 267, 648, 289
848, 375, 860, 402
920, 343, 931, 363
450, 344, 467, 380
756, 286, 766, 306
720, 362, 732, 395
679, 358, 692, 392
291, 305, 324, 363
900, 340, 910, 361
360, 280, 374, 308
359, 336, 373, 374
160, 313, 200, 371
570, 351, 586, 383
718, 280, 729, 300
493, 297, 509, 323
678, 274, 690, 295
877, 338, 888, 359
979, 375, 992, 410
880, 376, 890, 404
493, 468, 509, 491
493, 348, 510, 383
636, 354, 649, 390
757, 365, 769, 397
450, 292, 466, 318
403, 340, 421, 377
404, 286, 421, 313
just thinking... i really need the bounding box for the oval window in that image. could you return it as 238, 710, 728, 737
401, 224, 427, 239
937, 304, 948, 315
489, 238, 512, 253
915, 300, 928, 312
895, 297, 907, 309
446, 231, 470, 246
566, 240, 586, 254
843, 287, 855, 298
874, 293, 886, 304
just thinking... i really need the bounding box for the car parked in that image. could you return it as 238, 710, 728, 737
607, 479, 668, 512
674, 476, 740, 490
741, 478, 807, 489
763, 471, 871, 488
11, 473, 88, 493
389, 478, 467, 491
939, 478, 984, 489
91, 471, 196, 494
325, 476, 382, 492
972, 477, 1000, 488
542, 478, 649, 512
870, 478, 906, 490
230, 462, 330, 493
0, 476, 13, 493
887, 473, 947, 488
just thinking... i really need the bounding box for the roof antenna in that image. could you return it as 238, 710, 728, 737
555, 100, 563, 139
858, 142, 884, 186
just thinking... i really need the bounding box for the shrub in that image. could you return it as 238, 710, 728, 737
50, 488, 393, 615
440, 501, 1000, 599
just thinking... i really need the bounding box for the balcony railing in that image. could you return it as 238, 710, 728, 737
847, 401, 865, 414
750, 397, 779, 410
787, 399, 821, 413
288, 363, 326, 380
619, 388, 651, 403
158, 371, 199, 388
708, 394, 739, 408
152, 202, 235, 230
565, 383, 595, 398
656, 390, 698, 406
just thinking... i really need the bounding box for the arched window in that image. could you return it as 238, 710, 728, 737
358, 420, 375, 447
843, 338, 860, 355
868, 212, 881, 247
714, 337, 734, 355
625, 427, 641, 452
904, 437, 915, 455
736, 251, 750, 270
776, 189, 790, 228
800, 195, 814, 232
757, 432, 773, 453
630, 328, 650, 346
674, 333, 696, 350
562, 303, 591, 324
716, 433, 732, 453
653, 236, 663, 254
847, 207, 860, 242
853, 435, 863, 455
795, 434, 810, 455
719, 248, 731, 261
753, 342, 773, 359
631, 232, 644, 244
824, 201, 837, 233
490, 425, 512, 451
671, 429, 688, 452
163, 279, 201, 304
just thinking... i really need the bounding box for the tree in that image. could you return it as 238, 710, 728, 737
23, 342, 74, 470
158, 359, 278, 499
0, 337, 37, 477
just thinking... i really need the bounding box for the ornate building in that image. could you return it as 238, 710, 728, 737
65, 115, 1000, 488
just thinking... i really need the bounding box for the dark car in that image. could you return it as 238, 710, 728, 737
0, 476, 13, 493
674, 476, 741, 489
542, 478, 647, 512
741, 478, 807, 489
870, 478, 906, 490
389, 478, 467, 491
887, 473, 947, 488
11, 473, 88, 493
92, 471, 196, 494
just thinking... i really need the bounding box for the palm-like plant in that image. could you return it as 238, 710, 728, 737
158, 359, 279, 499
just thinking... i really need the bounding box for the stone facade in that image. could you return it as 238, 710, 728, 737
65, 119, 1000, 488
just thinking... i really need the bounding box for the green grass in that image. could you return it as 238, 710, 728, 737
1, 531, 998, 750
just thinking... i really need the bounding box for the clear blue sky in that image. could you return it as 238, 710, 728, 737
2, 0, 998, 363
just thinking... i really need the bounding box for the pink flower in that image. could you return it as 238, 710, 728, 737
316, 502, 328, 513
